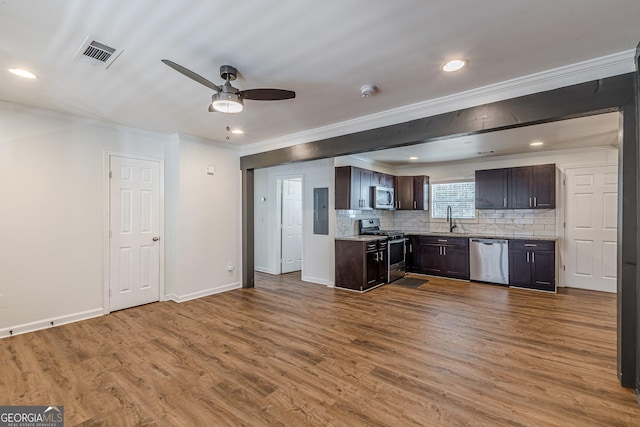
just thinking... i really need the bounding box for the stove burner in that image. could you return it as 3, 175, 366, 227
358, 218, 405, 240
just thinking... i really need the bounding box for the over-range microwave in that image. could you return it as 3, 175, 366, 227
373, 186, 395, 210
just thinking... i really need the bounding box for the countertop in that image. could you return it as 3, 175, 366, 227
335, 235, 388, 242
336, 233, 556, 242
405, 232, 557, 241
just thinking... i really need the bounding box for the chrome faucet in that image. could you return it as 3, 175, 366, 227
447, 205, 457, 233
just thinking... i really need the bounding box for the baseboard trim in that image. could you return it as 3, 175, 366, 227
563, 284, 616, 293
301, 275, 334, 287
165, 282, 242, 303
0, 308, 103, 339
255, 266, 277, 274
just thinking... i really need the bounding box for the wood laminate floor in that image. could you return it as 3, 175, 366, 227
1, 273, 639, 426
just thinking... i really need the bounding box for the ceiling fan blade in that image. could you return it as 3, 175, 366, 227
240, 88, 296, 101
162, 59, 221, 92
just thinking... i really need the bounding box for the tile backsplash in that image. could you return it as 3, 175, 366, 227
335, 209, 556, 238
335, 210, 395, 237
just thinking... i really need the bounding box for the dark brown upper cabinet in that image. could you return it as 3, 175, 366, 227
373, 171, 395, 188
509, 164, 555, 209
335, 166, 373, 210
475, 168, 508, 209
475, 164, 555, 210
395, 175, 429, 210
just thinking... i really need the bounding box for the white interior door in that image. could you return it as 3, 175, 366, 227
563, 165, 617, 292
281, 178, 302, 273
109, 156, 161, 311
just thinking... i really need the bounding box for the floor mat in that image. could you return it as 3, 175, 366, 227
390, 277, 428, 288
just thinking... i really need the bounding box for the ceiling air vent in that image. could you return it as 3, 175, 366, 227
74, 37, 123, 69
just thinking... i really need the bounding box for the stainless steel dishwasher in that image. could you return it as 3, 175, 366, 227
469, 238, 509, 285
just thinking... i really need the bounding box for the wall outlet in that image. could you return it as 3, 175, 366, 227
227, 262, 235, 271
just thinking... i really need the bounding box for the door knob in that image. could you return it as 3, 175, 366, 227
152, 236, 160, 241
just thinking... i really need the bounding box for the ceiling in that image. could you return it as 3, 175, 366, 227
1, 0, 639, 149
353, 112, 621, 166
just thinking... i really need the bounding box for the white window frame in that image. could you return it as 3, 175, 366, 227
431, 180, 476, 219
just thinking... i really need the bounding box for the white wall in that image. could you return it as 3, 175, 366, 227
254, 168, 275, 274
253, 158, 335, 286
166, 135, 242, 301
0, 101, 243, 336
0, 102, 167, 335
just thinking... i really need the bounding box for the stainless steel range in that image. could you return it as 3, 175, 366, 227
359, 218, 406, 283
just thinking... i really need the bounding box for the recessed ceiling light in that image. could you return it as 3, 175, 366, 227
442, 59, 467, 72
231, 129, 244, 134
409, 156, 418, 160
8, 68, 37, 79
530, 141, 544, 146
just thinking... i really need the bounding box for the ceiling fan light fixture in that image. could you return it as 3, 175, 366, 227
211, 92, 244, 113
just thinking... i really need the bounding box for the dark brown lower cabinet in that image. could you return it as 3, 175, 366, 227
335, 238, 388, 291
508, 240, 556, 292
417, 236, 469, 280
405, 235, 421, 273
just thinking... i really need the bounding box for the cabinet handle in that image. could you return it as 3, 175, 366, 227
524, 244, 537, 247
443, 246, 446, 256
413, 200, 417, 209
375, 252, 379, 262
398, 201, 401, 209
409, 244, 413, 252
531, 252, 535, 263
503, 198, 506, 208
534, 197, 537, 207
529, 197, 532, 207
526, 252, 530, 262
439, 246, 442, 256
380, 251, 384, 262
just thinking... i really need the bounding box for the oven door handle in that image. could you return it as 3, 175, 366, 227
387, 238, 406, 245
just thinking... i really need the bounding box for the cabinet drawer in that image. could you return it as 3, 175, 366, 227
366, 241, 378, 252
420, 236, 469, 247
509, 240, 555, 251
420, 236, 468, 247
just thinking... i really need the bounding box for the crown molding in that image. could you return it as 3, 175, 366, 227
241, 49, 636, 158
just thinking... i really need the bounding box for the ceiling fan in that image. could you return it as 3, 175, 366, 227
162, 60, 295, 113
